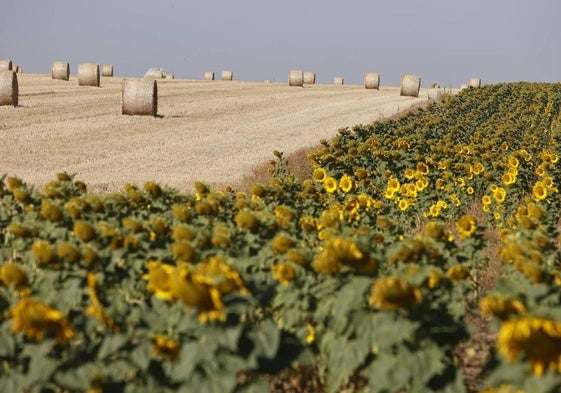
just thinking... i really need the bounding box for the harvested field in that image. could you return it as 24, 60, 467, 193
0, 74, 442, 193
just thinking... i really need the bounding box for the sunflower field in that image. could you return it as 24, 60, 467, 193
1, 82, 561, 392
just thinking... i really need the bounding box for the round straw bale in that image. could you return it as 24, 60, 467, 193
0, 70, 18, 107
468, 77, 481, 88
364, 73, 380, 89
78, 63, 100, 87
333, 77, 344, 85
51, 61, 70, 81
0, 60, 12, 71
264, 80, 272, 83
400, 74, 421, 97
204, 71, 215, 81
303, 71, 316, 84
144, 68, 165, 79
121, 78, 158, 116
288, 70, 304, 87
221, 70, 233, 81
460, 84, 468, 90
101, 64, 114, 77
165, 73, 174, 80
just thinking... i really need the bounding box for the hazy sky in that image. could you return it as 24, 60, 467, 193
2, 1, 560, 87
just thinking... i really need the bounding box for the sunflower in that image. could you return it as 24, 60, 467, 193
152, 335, 181, 361
312, 167, 328, 183
0, 263, 28, 293
271, 233, 296, 253
456, 215, 477, 239
338, 174, 354, 193
532, 181, 548, 201
271, 263, 296, 285
324, 177, 338, 194
397, 198, 412, 211
480, 296, 526, 320
142, 260, 176, 301
369, 277, 422, 312
493, 187, 507, 203
10, 298, 74, 343
416, 162, 429, 175
497, 317, 561, 376
32, 240, 57, 266
446, 265, 470, 282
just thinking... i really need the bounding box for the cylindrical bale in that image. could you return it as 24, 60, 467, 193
333, 77, 344, 85
0, 60, 13, 71
221, 70, 233, 81
364, 73, 380, 89
78, 63, 100, 87
468, 77, 481, 88
204, 71, 215, 81
288, 70, 304, 87
400, 74, 421, 97
0, 70, 18, 107
121, 78, 158, 116
460, 84, 468, 90
165, 73, 174, 80
303, 71, 316, 84
264, 80, 272, 83
101, 64, 114, 77
51, 61, 70, 81
144, 69, 164, 79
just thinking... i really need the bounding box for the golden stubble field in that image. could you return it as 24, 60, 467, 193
0, 74, 442, 193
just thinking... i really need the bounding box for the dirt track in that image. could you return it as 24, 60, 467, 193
0, 74, 442, 193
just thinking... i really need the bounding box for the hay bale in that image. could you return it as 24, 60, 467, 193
101, 64, 114, 77
144, 68, 165, 79
121, 78, 157, 116
78, 63, 100, 87
0, 70, 18, 107
204, 71, 215, 81
0, 60, 12, 71
165, 73, 174, 80
400, 74, 421, 97
221, 70, 233, 81
51, 61, 70, 81
333, 77, 344, 85
288, 70, 304, 87
460, 84, 468, 90
364, 73, 380, 89
303, 71, 316, 84
468, 77, 481, 88
264, 80, 272, 83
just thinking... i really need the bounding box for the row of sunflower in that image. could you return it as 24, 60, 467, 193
1, 82, 561, 392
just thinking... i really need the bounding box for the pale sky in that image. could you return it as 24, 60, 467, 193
2, 0, 560, 87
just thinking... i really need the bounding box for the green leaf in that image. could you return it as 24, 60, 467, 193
354, 311, 419, 352
97, 333, 129, 360
0, 328, 16, 357
406, 343, 445, 386
327, 337, 369, 393
165, 342, 200, 383
130, 341, 152, 371
189, 371, 238, 393
365, 351, 409, 393
249, 319, 280, 359
26, 353, 58, 388
55, 363, 99, 390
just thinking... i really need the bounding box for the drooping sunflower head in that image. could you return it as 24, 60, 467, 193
369, 277, 422, 312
